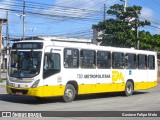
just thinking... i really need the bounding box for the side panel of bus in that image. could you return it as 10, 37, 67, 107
41, 46, 157, 97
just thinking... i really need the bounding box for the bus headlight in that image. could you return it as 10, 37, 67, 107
31, 80, 40, 88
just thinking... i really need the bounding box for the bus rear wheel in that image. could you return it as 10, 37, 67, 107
63, 84, 76, 103
125, 81, 134, 96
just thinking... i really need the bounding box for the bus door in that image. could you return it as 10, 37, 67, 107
42, 47, 63, 96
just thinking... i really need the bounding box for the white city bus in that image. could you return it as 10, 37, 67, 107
6, 38, 158, 102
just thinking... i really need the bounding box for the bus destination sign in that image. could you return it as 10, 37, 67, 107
12, 42, 43, 49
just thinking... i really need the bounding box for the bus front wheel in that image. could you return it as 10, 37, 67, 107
63, 84, 76, 103
125, 81, 134, 96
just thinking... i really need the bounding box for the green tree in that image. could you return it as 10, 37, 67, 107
138, 31, 160, 51
93, 4, 152, 49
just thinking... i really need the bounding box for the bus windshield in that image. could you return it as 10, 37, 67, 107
9, 51, 42, 78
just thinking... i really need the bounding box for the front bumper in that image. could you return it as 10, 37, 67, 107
6, 85, 43, 97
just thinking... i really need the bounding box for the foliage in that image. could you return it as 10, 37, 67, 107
93, 4, 160, 51
138, 31, 160, 51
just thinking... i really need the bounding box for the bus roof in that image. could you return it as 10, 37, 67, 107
13, 39, 157, 55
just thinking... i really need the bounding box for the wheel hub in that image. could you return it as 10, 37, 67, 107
65, 89, 73, 99
127, 85, 132, 94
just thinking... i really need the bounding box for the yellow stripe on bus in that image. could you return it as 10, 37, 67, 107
6, 81, 157, 97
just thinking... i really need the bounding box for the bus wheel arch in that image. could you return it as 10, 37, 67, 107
63, 80, 78, 103
66, 80, 78, 94
125, 79, 134, 96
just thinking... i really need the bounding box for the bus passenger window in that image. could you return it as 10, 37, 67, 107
148, 55, 155, 70
64, 48, 79, 68
112, 52, 124, 69
80, 49, 96, 69
64, 59, 69, 68
138, 54, 147, 69
97, 51, 111, 69
125, 53, 137, 69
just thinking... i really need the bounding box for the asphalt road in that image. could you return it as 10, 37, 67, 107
0, 83, 160, 120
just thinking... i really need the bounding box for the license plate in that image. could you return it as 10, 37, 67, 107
15, 92, 23, 95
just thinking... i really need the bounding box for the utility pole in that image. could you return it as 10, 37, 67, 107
23, 1, 26, 40
0, 20, 2, 79
2, 34, 5, 72
120, 0, 139, 49
104, 3, 106, 21
128, 4, 139, 49
6, 11, 9, 72
123, 0, 127, 12
120, 0, 127, 12
0, 18, 7, 79
136, 14, 139, 49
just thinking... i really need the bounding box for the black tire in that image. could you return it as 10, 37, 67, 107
63, 84, 76, 103
124, 81, 134, 96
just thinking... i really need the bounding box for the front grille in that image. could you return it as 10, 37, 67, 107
10, 88, 28, 94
